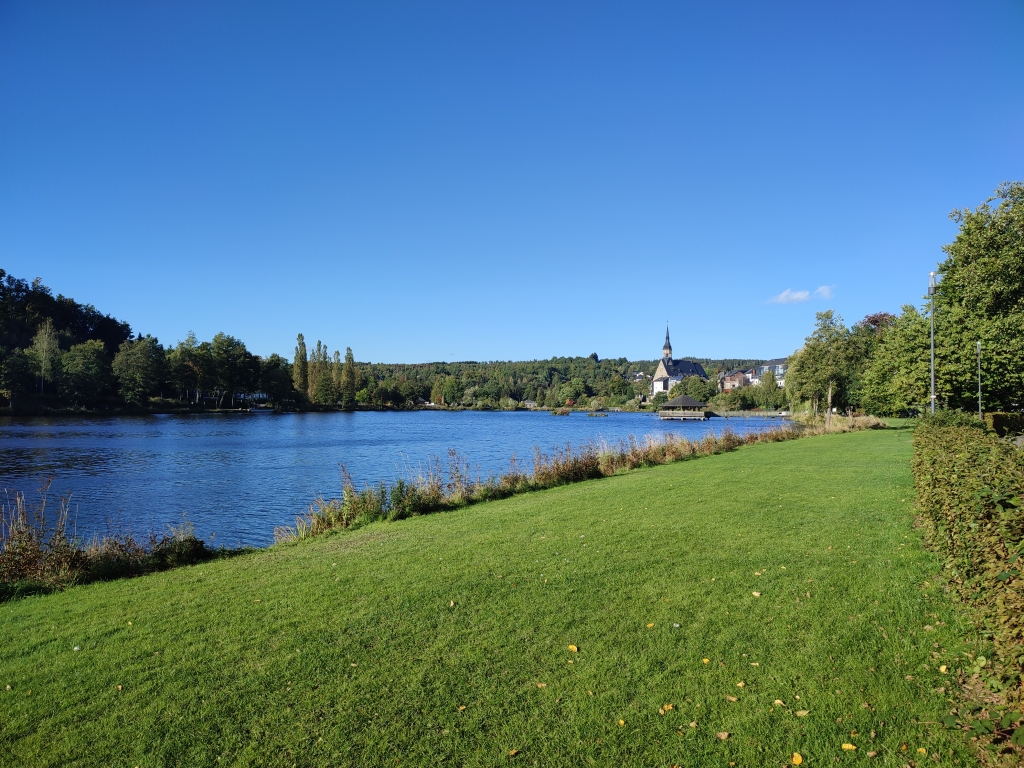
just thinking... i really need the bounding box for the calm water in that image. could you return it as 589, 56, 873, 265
0, 411, 787, 546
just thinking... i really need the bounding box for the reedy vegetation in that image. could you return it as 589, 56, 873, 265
276, 416, 885, 543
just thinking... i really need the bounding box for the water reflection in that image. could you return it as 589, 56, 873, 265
0, 411, 787, 546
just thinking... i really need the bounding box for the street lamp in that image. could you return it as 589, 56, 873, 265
977, 340, 982, 420
929, 271, 937, 414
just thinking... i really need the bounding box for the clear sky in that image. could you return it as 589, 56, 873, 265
1, 1, 1022, 363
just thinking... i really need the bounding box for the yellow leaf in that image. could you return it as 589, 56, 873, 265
725, 695, 738, 702
618, 719, 625, 726
458, 705, 466, 711
509, 749, 519, 757
792, 753, 803, 766
536, 683, 547, 688
917, 748, 927, 755
568, 644, 578, 652
658, 708, 665, 716
752, 592, 761, 597
842, 743, 857, 751
449, 601, 454, 607
702, 658, 710, 664
736, 681, 745, 688
774, 699, 784, 706
796, 710, 809, 717
689, 721, 697, 728
716, 732, 730, 740
647, 623, 655, 628
663, 703, 673, 711
116, 685, 122, 691
939, 665, 947, 673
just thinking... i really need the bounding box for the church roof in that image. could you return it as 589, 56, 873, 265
661, 358, 708, 380
662, 394, 707, 409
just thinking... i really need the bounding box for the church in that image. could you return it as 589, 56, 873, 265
650, 326, 708, 397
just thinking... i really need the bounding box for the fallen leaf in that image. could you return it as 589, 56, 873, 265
647, 623, 655, 628
618, 719, 625, 727
536, 683, 547, 688
917, 748, 927, 755
449, 601, 454, 607
924, 625, 934, 632
939, 665, 948, 673
752, 592, 761, 597
842, 743, 857, 751
658, 708, 665, 716
509, 749, 519, 757
458, 705, 466, 711
792, 753, 803, 765
568, 644, 578, 653
867, 751, 877, 758
774, 699, 784, 706
588, 691, 593, 696
716, 732, 730, 740
663, 703, 673, 711
726, 695, 738, 702
796, 710, 809, 717
689, 721, 697, 728
116, 685, 122, 691
702, 658, 710, 664
737, 681, 745, 688
750, 662, 759, 666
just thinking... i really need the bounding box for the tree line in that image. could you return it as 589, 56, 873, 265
783, 180, 1024, 419
0, 271, 763, 412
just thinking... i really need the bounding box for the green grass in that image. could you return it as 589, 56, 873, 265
0, 429, 978, 767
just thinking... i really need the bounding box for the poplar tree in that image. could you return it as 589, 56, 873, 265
293, 333, 308, 396
341, 347, 357, 410
30, 318, 61, 393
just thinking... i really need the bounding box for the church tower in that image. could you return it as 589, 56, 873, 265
662, 324, 672, 359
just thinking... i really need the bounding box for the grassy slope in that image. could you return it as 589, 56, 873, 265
0, 429, 976, 767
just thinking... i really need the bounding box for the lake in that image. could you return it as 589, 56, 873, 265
0, 411, 787, 546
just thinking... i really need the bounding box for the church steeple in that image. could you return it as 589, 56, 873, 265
662, 323, 672, 359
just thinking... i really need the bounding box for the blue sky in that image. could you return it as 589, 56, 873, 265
1, 1, 1022, 363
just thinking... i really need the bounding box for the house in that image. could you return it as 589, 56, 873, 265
650, 326, 709, 397
719, 369, 750, 392
522, 400, 538, 409
752, 358, 788, 387
658, 394, 710, 420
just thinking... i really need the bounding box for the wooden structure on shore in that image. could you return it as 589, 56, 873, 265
658, 395, 710, 420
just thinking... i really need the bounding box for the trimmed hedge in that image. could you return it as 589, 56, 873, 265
913, 419, 1024, 698
986, 412, 1024, 438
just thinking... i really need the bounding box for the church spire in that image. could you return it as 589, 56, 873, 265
662, 323, 672, 359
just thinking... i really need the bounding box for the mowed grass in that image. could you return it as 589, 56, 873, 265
1, 429, 977, 767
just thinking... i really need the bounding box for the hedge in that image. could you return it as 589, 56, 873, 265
912, 419, 1024, 700
986, 412, 1024, 438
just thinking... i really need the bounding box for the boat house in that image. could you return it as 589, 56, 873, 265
658, 394, 710, 420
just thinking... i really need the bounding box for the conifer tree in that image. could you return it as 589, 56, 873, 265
341, 347, 357, 410
293, 333, 308, 396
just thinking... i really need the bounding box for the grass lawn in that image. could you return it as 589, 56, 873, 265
0, 428, 978, 767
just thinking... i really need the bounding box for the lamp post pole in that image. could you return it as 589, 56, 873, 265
929, 271, 936, 414
977, 340, 982, 420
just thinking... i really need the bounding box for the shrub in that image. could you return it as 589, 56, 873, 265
912, 421, 1024, 704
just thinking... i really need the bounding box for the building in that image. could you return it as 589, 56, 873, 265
747, 358, 788, 387
719, 369, 750, 392
650, 326, 709, 397
658, 394, 710, 420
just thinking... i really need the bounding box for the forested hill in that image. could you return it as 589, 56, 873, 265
0, 270, 132, 355
0, 269, 765, 412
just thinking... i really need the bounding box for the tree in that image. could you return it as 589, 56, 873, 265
211, 333, 254, 408
340, 347, 357, 410
669, 376, 718, 404
786, 310, 852, 425
293, 334, 308, 396
859, 306, 931, 415
59, 340, 111, 406
752, 370, 785, 410
260, 354, 294, 406
112, 335, 165, 405
0, 348, 35, 407
29, 318, 61, 394
932, 181, 1024, 411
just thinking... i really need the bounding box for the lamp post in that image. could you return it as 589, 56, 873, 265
977, 340, 982, 420
929, 271, 936, 414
